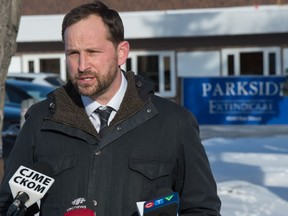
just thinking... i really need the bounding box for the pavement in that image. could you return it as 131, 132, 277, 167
200, 125, 287, 140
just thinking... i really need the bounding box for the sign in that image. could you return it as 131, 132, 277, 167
9, 165, 55, 208
143, 192, 179, 216
183, 76, 288, 125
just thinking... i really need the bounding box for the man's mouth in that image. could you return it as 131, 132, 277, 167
79, 76, 95, 82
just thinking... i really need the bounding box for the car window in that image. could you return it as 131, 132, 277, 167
45, 77, 65, 86
5, 84, 32, 105
16, 84, 55, 101
8, 77, 34, 82
25, 88, 53, 101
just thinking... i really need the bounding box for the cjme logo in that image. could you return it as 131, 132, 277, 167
11, 166, 53, 193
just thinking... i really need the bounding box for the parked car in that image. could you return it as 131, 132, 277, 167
2, 104, 21, 159
5, 79, 55, 103
7, 72, 65, 87
2, 80, 55, 161
5, 81, 33, 108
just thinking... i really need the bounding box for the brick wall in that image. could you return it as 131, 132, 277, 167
22, 0, 288, 15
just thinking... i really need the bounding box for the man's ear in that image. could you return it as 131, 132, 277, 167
117, 41, 130, 66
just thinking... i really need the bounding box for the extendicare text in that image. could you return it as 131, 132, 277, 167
12, 168, 53, 193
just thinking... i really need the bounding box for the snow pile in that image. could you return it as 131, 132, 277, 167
203, 135, 288, 216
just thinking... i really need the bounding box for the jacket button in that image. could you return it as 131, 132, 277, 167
92, 200, 97, 206
49, 102, 55, 109
136, 80, 142, 87
147, 108, 152, 113
95, 151, 101, 156
117, 126, 121, 131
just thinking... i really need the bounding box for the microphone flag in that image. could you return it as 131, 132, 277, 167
8, 164, 54, 208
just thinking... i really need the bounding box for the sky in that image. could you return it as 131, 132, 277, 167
203, 134, 288, 216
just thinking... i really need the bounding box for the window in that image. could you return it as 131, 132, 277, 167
22, 54, 66, 81
123, 51, 176, 98
137, 55, 159, 91
240, 52, 263, 75
222, 47, 281, 76
227, 55, 234, 76
40, 58, 61, 74
28, 61, 34, 73
268, 53, 276, 75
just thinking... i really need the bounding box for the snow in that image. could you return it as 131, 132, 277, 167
202, 133, 288, 216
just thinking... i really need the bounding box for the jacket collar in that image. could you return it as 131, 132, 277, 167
46, 71, 154, 137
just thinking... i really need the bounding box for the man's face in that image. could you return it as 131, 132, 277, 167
64, 15, 121, 102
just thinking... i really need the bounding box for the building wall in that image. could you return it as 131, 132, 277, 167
11, 1, 288, 103
21, 0, 288, 15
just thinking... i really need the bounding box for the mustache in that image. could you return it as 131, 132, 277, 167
76, 70, 95, 78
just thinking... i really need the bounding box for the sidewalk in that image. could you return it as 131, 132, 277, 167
200, 125, 287, 140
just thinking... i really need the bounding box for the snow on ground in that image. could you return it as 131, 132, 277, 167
203, 135, 288, 216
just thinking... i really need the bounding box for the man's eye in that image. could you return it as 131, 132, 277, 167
68, 51, 78, 56
88, 50, 101, 55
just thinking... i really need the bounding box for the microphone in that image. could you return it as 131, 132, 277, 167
137, 188, 179, 216
64, 197, 96, 216
7, 162, 55, 216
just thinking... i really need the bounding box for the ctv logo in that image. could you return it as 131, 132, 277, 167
154, 198, 164, 206
165, 194, 174, 202
144, 194, 175, 209
145, 202, 154, 209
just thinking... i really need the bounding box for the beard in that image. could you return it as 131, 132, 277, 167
71, 65, 119, 98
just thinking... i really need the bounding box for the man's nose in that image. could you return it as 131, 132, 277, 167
78, 53, 90, 72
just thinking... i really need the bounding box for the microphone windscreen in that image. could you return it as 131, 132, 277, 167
64, 197, 96, 216
64, 208, 95, 216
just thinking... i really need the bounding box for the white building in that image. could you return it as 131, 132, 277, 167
9, 4, 288, 101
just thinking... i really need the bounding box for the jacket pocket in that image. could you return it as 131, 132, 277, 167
129, 158, 171, 180
37, 154, 77, 176
127, 158, 173, 211
36, 154, 77, 208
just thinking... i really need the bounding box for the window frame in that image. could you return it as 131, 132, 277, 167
22, 53, 66, 81
221, 47, 281, 76
123, 51, 176, 98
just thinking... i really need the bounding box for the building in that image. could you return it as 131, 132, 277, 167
9, 0, 288, 102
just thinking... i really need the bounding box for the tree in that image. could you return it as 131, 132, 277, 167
0, 0, 22, 155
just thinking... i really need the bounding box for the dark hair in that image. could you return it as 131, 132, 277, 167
62, 1, 124, 47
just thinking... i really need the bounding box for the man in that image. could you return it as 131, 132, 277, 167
0, 1, 221, 215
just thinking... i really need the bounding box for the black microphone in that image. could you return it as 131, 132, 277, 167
64, 197, 96, 216
7, 162, 55, 216
137, 188, 179, 216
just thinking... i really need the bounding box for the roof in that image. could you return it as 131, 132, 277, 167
21, 0, 288, 15
17, 5, 288, 43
